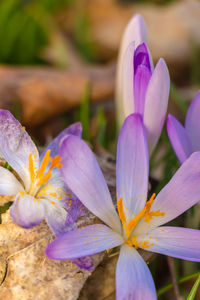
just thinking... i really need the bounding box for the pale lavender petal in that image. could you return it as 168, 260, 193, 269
116, 114, 149, 222
167, 114, 193, 163
185, 91, 200, 151
0, 110, 39, 191
121, 14, 147, 51
59, 136, 121, 233
116, 244, 156, 300
134, 65, 151, 115
143, 58, 170, 155
44, 202, 67, 237
10, 193, 45, 229
45, 224, 124, 260
0, 166, 24, 195
122, 42, 135, 117
40, 122, 82, 162
136, 227, 200, 262
135, 152, 200, 235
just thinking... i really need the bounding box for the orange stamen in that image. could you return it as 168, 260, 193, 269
28, 153, 36, 185
117, 197, 126, 228
36, 151, 62, 187
125, 193, 164, 237
37, 150, 51, 180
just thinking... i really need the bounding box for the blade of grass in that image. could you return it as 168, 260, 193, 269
187, 274, 200, 300
157, 272, 200, 297
80, 82, 90, 141
97, 108, 106, 147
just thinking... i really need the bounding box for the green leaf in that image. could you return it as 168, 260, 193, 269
80, 82, 90, 141
187, 274, 200, 300
97, 108, 106, 147
170, 82, 188, 114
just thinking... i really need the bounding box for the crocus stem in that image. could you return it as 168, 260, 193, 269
167, 256, 181, 300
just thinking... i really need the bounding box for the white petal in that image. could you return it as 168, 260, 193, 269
0, 166, 24, 195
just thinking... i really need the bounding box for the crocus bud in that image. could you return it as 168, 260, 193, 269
116, 14, 147, 125
116, 14, 170, 155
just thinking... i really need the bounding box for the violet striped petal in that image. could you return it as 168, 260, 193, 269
134, 42, 151, 73
136, 227, 200, 262
143, 58, 170, 155
45, 224, 124, 260
134, 65, 151, 115
40, 122, 82, 163
59, 136, 121, 233
116, 244, 156, 300
167, 114, 193, 163
134, 152, 200, 235
0, 110, 39, 191
116, 114, 149, 222
72, 257, 94, 271
185, 91, 200, 151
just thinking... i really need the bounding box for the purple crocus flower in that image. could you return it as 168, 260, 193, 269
167, 91, 200, 164
0, 110, 86, 235
46, 113, 200, 299
116, 14, 170, 155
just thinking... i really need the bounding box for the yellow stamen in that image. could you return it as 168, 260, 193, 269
126, 206, 146, 234
117, 197, 126, 228
125, 193, 164, 237
126, 236, 151, 249
36, 151, 62, 187
28, 153, 36, 186
36, 150, 51, 180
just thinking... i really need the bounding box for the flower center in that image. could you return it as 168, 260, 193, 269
28, 150, 62, 196
117, 193, 165, 248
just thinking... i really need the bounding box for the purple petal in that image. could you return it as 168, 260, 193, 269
10, 193, 45, 229
143, 58, 170, 155
45, 224, 124, 260
65, 195, 86, 227
167, 114, 193, 163
135, 152, 200, 235
137, 227, 200, 262
185, 91, 200, 151
116, 244, 156, 300
40, 122, 82, 162
0, 166, 24, 195
59, 135, 121, 233
134, 44, 152, 115
72, 257, 94, 271
122, 42, 135, 117
0, 110, 39, 191
134, 43, 151, 73
116, 114, 149, 222
134, 65, 152, 115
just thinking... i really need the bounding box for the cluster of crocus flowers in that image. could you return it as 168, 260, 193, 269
116, 14, 170, 155
167, 91, 200, 164
46, 114, 200, 299
0, 110, 93, 270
